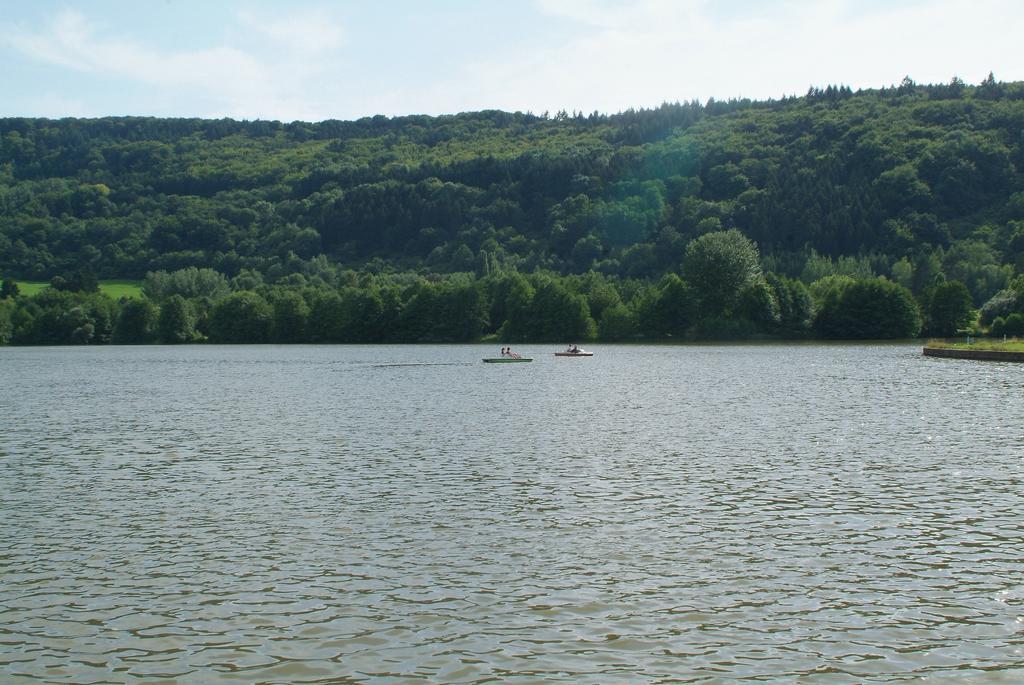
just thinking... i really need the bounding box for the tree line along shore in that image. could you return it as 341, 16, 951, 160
2, 244, 1022, 345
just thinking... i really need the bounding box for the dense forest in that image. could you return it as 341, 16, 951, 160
2, 75, 1024, 344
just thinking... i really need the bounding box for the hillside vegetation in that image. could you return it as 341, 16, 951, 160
2, 76, 1024, 344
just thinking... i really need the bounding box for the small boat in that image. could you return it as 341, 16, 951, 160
483, 357, 533, 363
554, 348, 593, 357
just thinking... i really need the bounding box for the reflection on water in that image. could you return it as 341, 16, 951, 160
2, 343, 1023, 683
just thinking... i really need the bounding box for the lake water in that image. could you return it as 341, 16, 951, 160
2, 343, 1023, 683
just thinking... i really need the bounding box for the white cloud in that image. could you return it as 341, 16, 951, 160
237, 8, 345, 57
5, 7, 347, 121
7, 10, 99, 71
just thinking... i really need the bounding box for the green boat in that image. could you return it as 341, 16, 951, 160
482, 357, 533, 363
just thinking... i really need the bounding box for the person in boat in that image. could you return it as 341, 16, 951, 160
500, 347, 508, 356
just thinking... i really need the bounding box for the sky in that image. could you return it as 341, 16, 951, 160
2, 0, 1023, 123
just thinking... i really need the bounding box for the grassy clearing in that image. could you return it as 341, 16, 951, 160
2, 278, 144, 299
927, 338, 1024, 353
9, 280, 48, 297
96, 280, 144, 299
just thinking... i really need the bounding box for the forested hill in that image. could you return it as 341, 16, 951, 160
2, 76, 1024, 307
